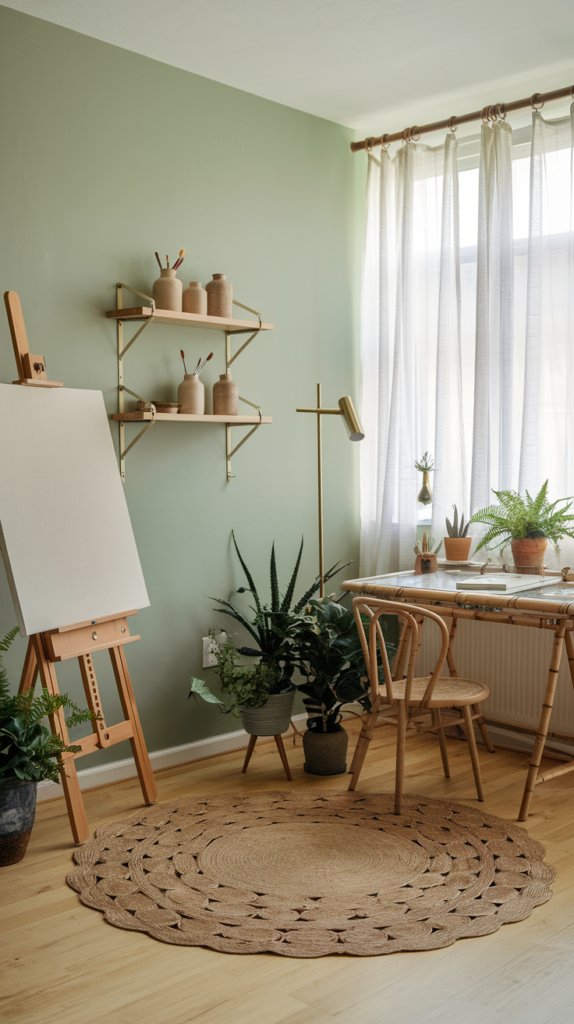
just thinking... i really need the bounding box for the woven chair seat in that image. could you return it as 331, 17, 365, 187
379, 676, 489, 708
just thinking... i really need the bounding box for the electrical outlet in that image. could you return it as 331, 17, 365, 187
202, 632, 227, 668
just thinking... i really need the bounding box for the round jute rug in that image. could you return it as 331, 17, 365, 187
67, 791, 555, 957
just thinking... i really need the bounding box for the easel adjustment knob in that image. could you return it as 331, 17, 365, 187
92, 632, 97, 640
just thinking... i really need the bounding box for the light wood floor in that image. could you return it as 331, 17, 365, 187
2, 719, 574, 1024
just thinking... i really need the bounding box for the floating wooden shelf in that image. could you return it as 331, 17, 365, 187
106, 306, 274, 335
112, 412, 272, 424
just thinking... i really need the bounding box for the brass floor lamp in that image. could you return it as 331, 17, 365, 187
297, 384, 364, 597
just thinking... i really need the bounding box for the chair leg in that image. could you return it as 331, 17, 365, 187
274, 734, 292, 781
348, 698, 380, 792
432, 708, 450, 778
473, 703, 495, 753
242, 734, 257, 773
395, 700, 407, 815
462, 704, 484, 802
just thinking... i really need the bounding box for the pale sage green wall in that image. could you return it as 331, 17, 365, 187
0, 5, 364, 765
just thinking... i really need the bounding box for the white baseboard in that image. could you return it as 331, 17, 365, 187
37, 713, 308, 802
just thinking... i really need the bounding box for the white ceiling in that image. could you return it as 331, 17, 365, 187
5, 0, 574, 133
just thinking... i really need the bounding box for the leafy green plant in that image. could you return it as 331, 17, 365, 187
189, 635, 284, 717
210, 532, 349, 692
0, 627, 94, 782
446, 505, 469, 538
295, 599, 399, 733
470, 481, 574, 553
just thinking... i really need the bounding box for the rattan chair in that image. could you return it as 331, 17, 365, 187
349, 596, 492, 813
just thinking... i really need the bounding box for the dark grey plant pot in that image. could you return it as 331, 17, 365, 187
239, 687, 296, 736
0, 777, 38, 866
303, 726, 348, 776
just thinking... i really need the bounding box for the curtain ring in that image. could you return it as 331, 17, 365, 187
495, 102, 507, 121
410, 125, 420, 142
402, 126, 411, 143
481, 105, 491, 123
365, 137, 374, 152
530, 93, 544, 111
380, 133, 390, 151
447, 116, 457, 132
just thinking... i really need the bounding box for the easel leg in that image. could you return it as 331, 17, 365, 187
242, 735, 257, 773
519, 625, 565, 821
32, 635, 89, 844
110, 646, 157, 804
274, 735, 292, 780
18, 637, 38, 693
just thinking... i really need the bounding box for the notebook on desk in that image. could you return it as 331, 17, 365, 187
456, 573, 558, 593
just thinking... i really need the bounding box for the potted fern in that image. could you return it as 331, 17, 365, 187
0, 627, 93, 865
470, 481, 574, 572
444, 505, 472, 561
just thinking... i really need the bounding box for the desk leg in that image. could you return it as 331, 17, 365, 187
519, 624, 565, 821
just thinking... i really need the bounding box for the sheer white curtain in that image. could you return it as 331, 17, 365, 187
360, 106, 574, 574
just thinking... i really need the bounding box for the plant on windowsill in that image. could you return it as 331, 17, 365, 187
294, 597, 399, 776
469, 480, 574, 573
0, 627, 94, 866
444, 505, 472, 561
188, 534, 349, 737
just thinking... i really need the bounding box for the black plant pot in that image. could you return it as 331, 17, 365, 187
0, 777, 38, 866
303, 726, 348, 776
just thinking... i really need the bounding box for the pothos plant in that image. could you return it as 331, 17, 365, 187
0, 627, 94, 783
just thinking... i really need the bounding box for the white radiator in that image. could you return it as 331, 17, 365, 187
418, 618, 574, 736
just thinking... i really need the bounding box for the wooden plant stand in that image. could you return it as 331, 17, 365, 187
242, 733, 292, 781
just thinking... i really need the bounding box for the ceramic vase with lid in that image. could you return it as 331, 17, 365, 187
178, 375, 205, 415
213, 373, 238, 416
152, 269, 182, 312
206, 274, 233, 318
182, 281, 207, 315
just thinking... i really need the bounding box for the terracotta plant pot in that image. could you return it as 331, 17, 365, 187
303, 726, 348, 776
238, 687, 295, 737
443, 537, 472, 561
511, 537, 548, 575
0, 777, 37, 866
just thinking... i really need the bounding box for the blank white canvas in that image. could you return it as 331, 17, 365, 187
0, 384, 149, 635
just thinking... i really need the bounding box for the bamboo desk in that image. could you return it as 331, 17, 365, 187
342, 569, 574, 820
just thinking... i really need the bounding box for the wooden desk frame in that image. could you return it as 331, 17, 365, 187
343, 573, 574, 820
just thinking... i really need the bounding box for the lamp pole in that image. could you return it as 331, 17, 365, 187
297, 384, 364, 599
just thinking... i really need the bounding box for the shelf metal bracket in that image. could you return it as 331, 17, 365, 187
226, 396, 263, 481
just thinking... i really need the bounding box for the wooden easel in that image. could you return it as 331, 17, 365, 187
4, 291, 157, 843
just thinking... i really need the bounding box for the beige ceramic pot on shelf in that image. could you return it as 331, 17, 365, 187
213, 373, 239, 416
182, 282, 207, 315
206, 273, 233, 318
443, 536, 473, 561
178, 375, 205, 415
152, 268, 182, 312
510, 537, 548, 574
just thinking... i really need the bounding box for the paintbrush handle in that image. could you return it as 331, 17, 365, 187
155, 251, 162, 270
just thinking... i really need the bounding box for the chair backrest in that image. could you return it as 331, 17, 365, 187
352, 596, 450, 707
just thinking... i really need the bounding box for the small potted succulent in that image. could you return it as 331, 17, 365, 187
470, 481, 574, 573
0, 627, 93, 866
444, 505, 472, 561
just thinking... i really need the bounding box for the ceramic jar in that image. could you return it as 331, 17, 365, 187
213, 373, 238, 416
182, 281, 207, 315
178, 375, 204, 415
206, 273, 233, 318
152, 269, 182, 312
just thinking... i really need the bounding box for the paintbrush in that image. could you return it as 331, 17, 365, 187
194, 352, 213, 376
180, 349, 188, 374
155, 251, 162, 270
174, 257, 185, 270
174, 248, 186, 269
166, 254, 169, 269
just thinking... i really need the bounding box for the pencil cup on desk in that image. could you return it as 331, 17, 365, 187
178, 375, 204, 414
152, 269, 182, 312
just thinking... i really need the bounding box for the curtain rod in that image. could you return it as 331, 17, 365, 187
351, 85, 574, 153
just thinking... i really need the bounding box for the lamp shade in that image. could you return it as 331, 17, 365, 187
338, 396, 364, 441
